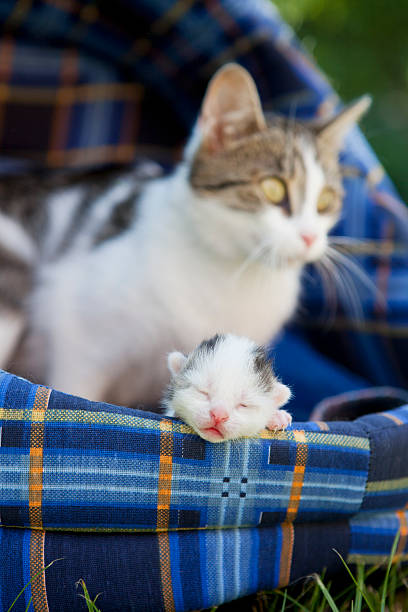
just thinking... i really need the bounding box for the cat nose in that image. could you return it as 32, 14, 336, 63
210, 407, 229, 424
300, 232, 317, 248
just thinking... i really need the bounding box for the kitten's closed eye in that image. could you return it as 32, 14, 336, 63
164, 333, 292, 443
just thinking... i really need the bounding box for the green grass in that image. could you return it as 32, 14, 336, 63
214, 532, 408, 611
272, 0, 408, 202
76, 579, 102, 612
264, 557, 408, 612
5, 558, 62, 612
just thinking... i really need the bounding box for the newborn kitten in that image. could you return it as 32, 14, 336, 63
1, 64, 370, 406
163, 334, 291, 442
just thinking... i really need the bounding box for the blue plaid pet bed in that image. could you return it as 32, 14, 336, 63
0, 1, 407, 611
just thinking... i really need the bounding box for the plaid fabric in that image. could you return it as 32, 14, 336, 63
0, 371, 408, 611
0, 0, 315, 168
0, 371, 372, 532
0, 0, 407, 610
1, 521, 407, 611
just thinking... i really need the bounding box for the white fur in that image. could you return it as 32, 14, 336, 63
0, 212, 36, 264
296, 142, 330, 261
71, 178, 135, 252
43, 187, 84, 259
164, 334, 291, 442
254, 141, 329, 267
29, 162, 303, 403
0, 309, 24, 366
28, 136, 332, 405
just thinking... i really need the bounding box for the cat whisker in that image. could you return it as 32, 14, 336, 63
316, 244, 385, 323
313, 258, 338, 328
326, 244, 385, 307
230, 241, 272, 285
329, 235, 368, 247
321, 251, 363, 321
324, 250, 365, 321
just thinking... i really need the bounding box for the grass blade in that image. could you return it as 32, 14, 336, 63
334, 550, 376, 612
313, 573, 339, 612
309, 579, 323, 610
354, 564, 364, 612
272, 589, 310, 612
24, 596, 32, 612
77, 580, 101, 612
380, 529, 400, 612
279, 589, 287, 612
7, 558, 62, 612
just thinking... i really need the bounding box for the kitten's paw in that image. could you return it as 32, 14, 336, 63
266, 410, 292, 432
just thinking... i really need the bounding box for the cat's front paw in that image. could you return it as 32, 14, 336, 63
266, 410, 292, 432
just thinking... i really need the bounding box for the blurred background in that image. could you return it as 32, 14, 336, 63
273, 0, 408, 202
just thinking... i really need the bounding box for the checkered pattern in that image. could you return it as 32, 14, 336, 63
0, 1, 407, 610
1, 370, 408, 611
0, 371, 372, 532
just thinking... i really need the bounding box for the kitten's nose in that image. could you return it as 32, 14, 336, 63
300, 232, 317, 248
210, 407, 229, 425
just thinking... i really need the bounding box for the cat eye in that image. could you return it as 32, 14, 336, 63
197, 388, 209, 398
260, 177, 287, 204
317, 188, 336, 214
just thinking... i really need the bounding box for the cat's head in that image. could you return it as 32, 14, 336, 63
186, 63, 370, 266
165, 333, 291, 442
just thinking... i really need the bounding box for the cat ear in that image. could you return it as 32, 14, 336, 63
272, 382, 292, 409
199, 63, 266, 153
168, 351, 187, 377
316, 95, 371, 149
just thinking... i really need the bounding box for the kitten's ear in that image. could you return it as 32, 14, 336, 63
168, 352, 187, 377
316, 95, 371, 149
199, 63, 266, 153
272, 382, 291, 409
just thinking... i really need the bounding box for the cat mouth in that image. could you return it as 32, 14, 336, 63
201, 426, 225, 440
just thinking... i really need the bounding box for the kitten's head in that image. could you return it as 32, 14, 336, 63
187, 63, 370, 265
165, 333, 291, 442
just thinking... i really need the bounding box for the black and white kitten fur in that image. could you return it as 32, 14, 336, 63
163, 333, 291, 442
0, 64, 370, 406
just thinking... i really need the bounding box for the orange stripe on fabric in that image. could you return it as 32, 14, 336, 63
285, 431, 308, 522
47, 48, 78, 163
157, 420, 173, 529
381, 412, 403, 426
46, 143, 137, 167
278, 522, 294, 587
0, 36, 14, 144
395, 509, 408, 559
29, 387, 51, 529
158, 532, 175, 612
30, 530, 49, 612
157, 419, 175, 612
0, 82, 142, 105
278, 431, 308, 586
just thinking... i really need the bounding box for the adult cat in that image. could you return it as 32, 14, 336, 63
1, 64, 369, 405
